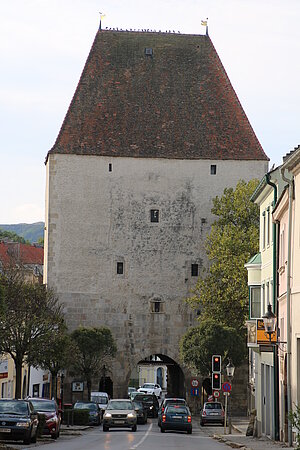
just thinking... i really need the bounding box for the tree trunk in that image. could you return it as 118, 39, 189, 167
14, 358, 23, 399
51, 371, 58, 400
87, 377, 92, 401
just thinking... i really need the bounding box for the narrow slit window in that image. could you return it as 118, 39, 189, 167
154, 302, 161, 313
109, 163, 112, 172
117, 262, 124, 275
210, 165, 217, 175
150, 209, 159, 223
191, 264, 199, 277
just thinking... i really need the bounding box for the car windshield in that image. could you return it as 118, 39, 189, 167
205, 403, 222, 409
30, 400, 56, 412
142, 383, 154, 388
75, 403, 98, 411
167, 406, 188, 415
165, 399, 185, 406
0, 400, 28, 414
107, 401, 133, 410
133, 401, 143, 408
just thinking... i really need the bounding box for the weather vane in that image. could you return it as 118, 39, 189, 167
99, 12, 106, 31
201, 17, 208, 36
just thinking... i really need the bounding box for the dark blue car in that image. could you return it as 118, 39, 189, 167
160, 404, 192, 434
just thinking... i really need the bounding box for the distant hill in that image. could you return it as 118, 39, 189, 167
0, 222, 44, 244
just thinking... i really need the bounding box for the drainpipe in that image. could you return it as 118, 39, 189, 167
281, 168, 293, 447
265, 173, 279, 441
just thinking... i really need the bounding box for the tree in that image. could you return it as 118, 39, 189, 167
0, 229, 29, 244
30, 327, 74, 401
70, 327, 117, 400
180, 318, 246, 376
187, 179, 260, 332
0, 274, 65, 398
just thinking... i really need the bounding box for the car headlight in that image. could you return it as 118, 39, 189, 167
127, 412, 135, 418
46, 416, 58, 423
104, 412, 112, 418
16, 422, 30, 428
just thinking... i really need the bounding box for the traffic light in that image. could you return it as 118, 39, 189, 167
212, 355, 221, 372
212, 372, 221, 390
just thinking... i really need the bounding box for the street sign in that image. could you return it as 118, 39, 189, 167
208, 395, 214, 402
191, 378, 199, 387
213, 390, 220, 398
222, 382, 231, 392
191, 387, 199, 396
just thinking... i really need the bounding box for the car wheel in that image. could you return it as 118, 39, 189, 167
103, 425, 109, 431
132, 424, 137, 432
187, 429, 192, 434
160, 427, 165, 433
200, 421, 204, 426
51, 432, 59, 439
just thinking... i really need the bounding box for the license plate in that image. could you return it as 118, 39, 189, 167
172, 415, 182, 419
114, 420, 125, 424
0, 428, 11, 433
210, 413, 218, 415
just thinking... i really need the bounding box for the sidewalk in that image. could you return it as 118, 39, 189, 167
213, 417, 290, 450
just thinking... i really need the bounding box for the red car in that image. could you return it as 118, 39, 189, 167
28, 398, 61, 439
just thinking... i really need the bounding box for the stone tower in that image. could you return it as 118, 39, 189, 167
44, 30, 268, 398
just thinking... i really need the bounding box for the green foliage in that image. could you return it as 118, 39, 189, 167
187, 179, 260, 332
289, 405, 300, 450
180, 318, 246, 376
0, 222, 44, 244
0, 274, 65, 398
70, 326, 117, 399
0, 229, 29, 244
73, 409, 90, 426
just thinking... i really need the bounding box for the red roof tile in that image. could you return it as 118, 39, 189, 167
0, 242, 44, 266
48, 31, 268, 162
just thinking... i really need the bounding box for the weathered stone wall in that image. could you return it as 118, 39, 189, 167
44, 154, 268, 397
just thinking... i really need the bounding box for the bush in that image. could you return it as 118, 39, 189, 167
73, 409, 90, 425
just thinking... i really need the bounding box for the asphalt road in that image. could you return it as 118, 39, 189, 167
1, 419, 231, 450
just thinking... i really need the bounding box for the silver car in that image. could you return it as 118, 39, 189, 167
103, 399, 137, 431
200, 401, 225, 426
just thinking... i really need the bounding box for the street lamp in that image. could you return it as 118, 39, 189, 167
262, 303, 277, 341
226, 359, 235, 434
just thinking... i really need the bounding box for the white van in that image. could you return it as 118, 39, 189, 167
91, 392, 109, 416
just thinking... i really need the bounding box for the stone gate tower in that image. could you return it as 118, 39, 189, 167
44, 30, 268, 398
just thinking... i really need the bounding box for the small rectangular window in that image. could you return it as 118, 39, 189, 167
210, 165, 217, 175
150, 209, 159, 223
191, 264, 199, 277
117, 262, 124, 275
250, 286, 261, 318
109, 163, 112, 172
154, 302, 161, 313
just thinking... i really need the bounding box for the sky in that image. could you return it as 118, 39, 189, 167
1, 0, 300, 224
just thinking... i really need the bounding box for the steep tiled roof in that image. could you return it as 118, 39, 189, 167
48, 31, 268, 161
0, 242, 43, 266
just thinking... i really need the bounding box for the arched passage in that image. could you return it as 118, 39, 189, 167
137, 354, 186, 398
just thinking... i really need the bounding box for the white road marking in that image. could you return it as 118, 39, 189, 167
130, 423, 153, 449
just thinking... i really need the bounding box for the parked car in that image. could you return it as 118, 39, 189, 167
132, 400, 147, 424
129, 391, 140, 401
158, 398, 187, 427
0, 399, 39, 445
200, 401, 225, 426
27, 397, 61, 439
138, 383, 162, 397
90, 391, 109, 417
132, 393, 159, 418
103, 399, 137, 431
73, 401, 101, 425
160, 404, 192, 434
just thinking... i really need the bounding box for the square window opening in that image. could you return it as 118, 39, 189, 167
210, 165, 217, 175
